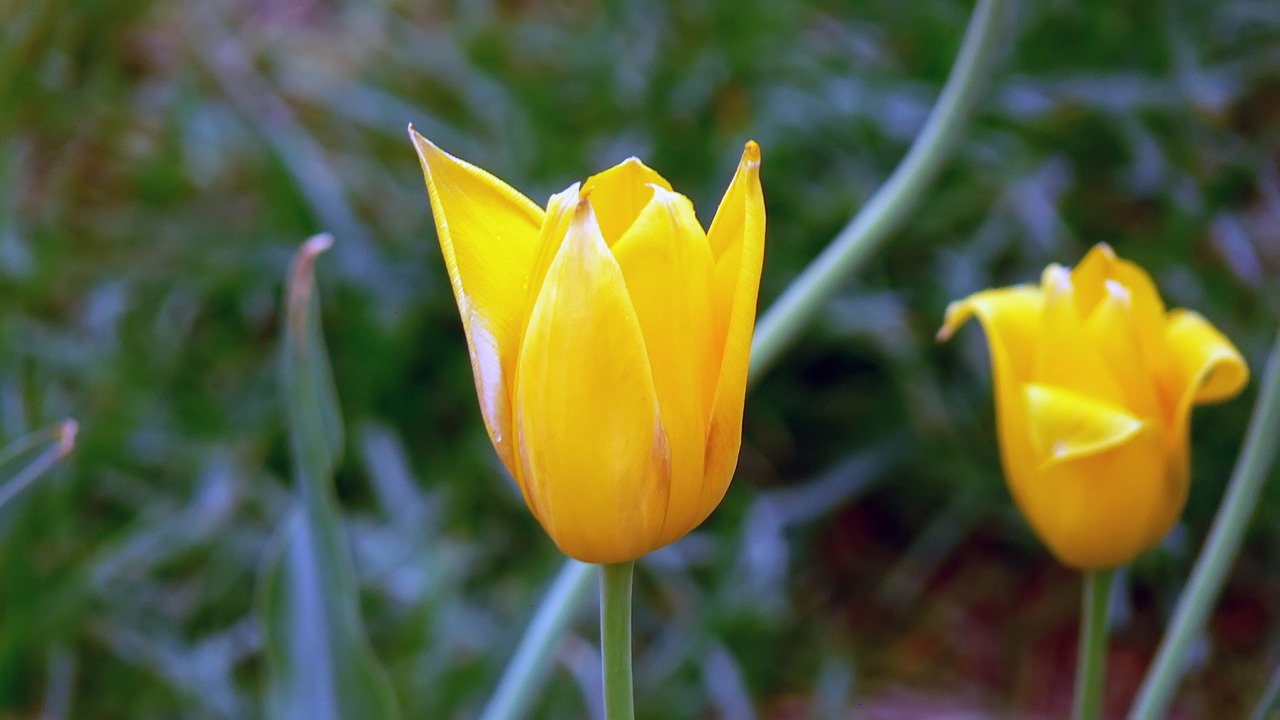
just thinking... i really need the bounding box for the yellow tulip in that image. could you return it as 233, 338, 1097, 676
409, 128, 765, 563
938, 244, 1249, 569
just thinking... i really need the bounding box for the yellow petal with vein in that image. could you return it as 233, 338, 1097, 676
513, 200, 670, 563
698, 142, 765, 539
612, 187, 715, 545
410, 128, 543, 476
581, 158, 674, 245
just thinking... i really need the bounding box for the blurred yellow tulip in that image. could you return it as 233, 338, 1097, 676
939, 244, 1249, 569
410, 128, 765, 563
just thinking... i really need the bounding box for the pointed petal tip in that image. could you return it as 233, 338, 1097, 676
408, 128, 441, 166
571, 192, 600, 231
743, 140, 761, 166
1042, 264, 1072, 294
645, 183, 684, 207
407, 124, 430, 147
936, 300, 968, 342
1103, 278, 1130, 305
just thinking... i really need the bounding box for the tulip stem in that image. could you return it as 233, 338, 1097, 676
748, 0, 1012, 374
478, 0, 1014, 714
600, 561, 635, 720
1073, 569, 1114, 720
1129, 327, 1280, 720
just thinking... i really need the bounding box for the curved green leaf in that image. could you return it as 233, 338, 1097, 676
260, 234, 402, 720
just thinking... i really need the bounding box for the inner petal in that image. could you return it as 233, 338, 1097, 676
1032, 265, 1127, 408
610, 187, 716, 540
582, 158, 674, 245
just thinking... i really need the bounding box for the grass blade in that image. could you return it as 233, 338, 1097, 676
0, 420, 77, 511
260, 234, 402, 720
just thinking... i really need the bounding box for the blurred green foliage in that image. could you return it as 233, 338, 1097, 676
1, 0, 1278, 717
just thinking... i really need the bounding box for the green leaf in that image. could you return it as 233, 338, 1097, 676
0, 419, 77, 511
260, 234, 402, 720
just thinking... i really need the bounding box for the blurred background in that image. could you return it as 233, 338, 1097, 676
2, 0, 1279, 717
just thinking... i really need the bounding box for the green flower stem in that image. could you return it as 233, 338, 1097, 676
1129, 327, 1280, 720
479, 0, 1013, 717
1249, 661, 1280, 720
600, 562, 635, 720
750, 0, 1011, 370
1073, 569, 1114, 720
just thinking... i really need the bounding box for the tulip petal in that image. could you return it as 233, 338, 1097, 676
1162, 308, 1249, 452
698, 142, 765, 536
1033, 266, 1127, 408
1024, 384, 1144, 465
937, 285, 1044, 497
1025, 378, 1171, 570
1070, 244, 1169, 381
1084, 280, 1161, 420
1067, 243, 1118, 315
582, 158, 674, 245
519, 183, 580, 332
1165, 309, 1249, 406
1028, 416, 1172, 569
410, 128, 544, 475
611, 187, 716, 544
513, 199, 671, 563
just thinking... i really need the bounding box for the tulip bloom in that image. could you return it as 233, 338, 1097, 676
939, 244, 1248, 569
410, 128, 764, 563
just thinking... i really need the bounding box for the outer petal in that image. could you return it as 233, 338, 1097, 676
1022, 393, 1174, 569
611, 187, 716, 546
1162, 309, 1250, 478
581, 158, 674, 245
518, 183, 580, 336
938, 285, 1044, 507
410, 128, 543, 475
697, 141, 765, 535
1024, 384, 1144, 466
513, 199, 671, 563
1164, 309, 1249, 406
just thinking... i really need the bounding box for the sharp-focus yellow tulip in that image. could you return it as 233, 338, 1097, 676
939, 244, 1248, 569
410, 127, 765, 563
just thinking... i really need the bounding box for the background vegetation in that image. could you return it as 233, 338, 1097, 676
1, 0, 1278, 716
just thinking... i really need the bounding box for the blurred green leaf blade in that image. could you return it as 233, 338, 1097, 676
261, 234, 402, 720
0, 419, 77, 511
283, 233, 344, 488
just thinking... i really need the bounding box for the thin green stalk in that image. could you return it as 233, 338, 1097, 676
479, 1, 1014, 717
1073, 569, 1114, 720
750, 0, 1011, 369
1129, 327, 1280, 720
1248, 661, 1280, 720
480, 561, 597, 720
600, 562, 635, 720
